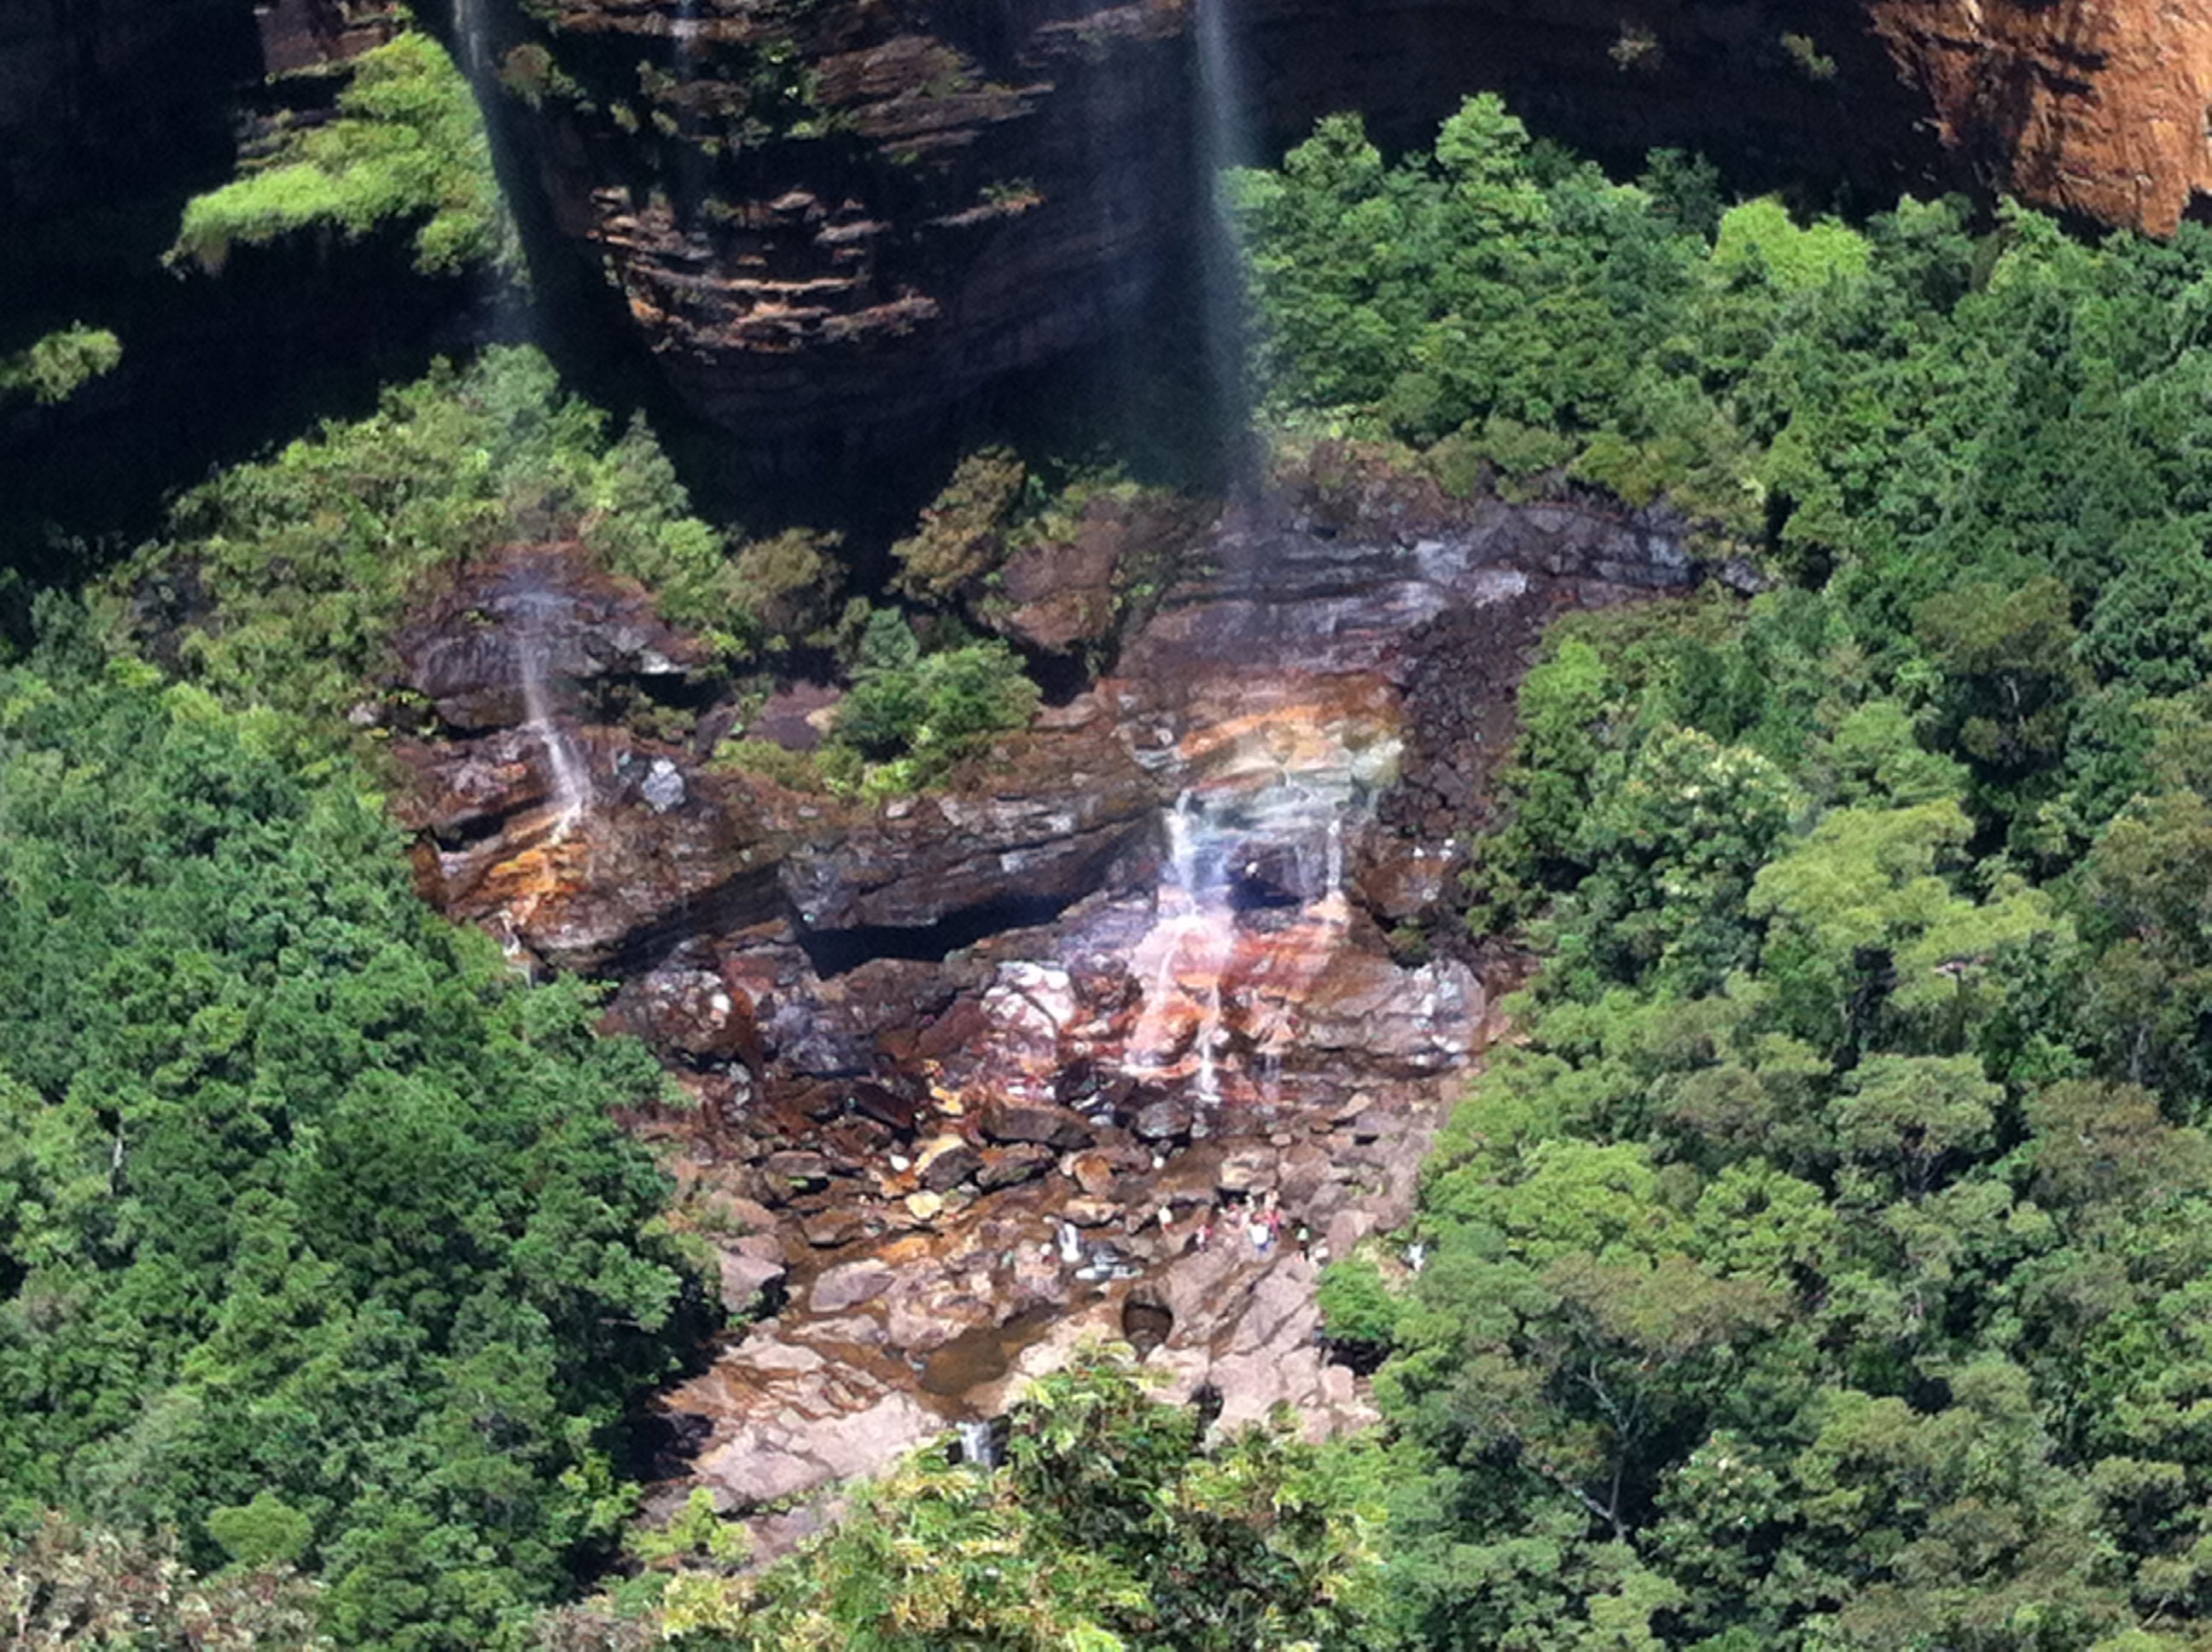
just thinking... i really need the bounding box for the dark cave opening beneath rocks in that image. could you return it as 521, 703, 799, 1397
796, 891, 1092, 978
1121, 1293, 1175, 1357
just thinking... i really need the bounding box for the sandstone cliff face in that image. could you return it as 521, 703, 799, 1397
1868, 0, 2212, 233
489, 0, 2212, 447
481, 0, 1196, 455
5, 0, 2207, 448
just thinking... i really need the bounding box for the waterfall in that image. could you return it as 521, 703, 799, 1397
671, 0, 703, 160
515, 596, 590, 842
1192, 0, 1256, 467
955, 1419, 998, 1469
1130, 792, 1233, 1101
445, 0, 538, 344
453, 0, 489, 77
674, 0, 702, 82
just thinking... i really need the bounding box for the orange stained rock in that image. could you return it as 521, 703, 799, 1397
1872, 0, 2212, 232
474, 828, 591, 934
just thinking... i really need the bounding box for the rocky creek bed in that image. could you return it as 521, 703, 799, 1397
382, 468, 1700, 1549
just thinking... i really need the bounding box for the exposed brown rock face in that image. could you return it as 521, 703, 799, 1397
1867, 0, 2212, 233
480, 0, 1195, 454
381, 476, 1696, 1538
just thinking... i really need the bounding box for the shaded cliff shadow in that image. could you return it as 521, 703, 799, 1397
1236, 0, 1956, 213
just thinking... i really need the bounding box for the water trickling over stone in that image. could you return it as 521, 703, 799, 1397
1128, 792, 1233, 1104
514, 593, 591, 845
388, 486, 1701, 1548
954, 1418, 998, 1469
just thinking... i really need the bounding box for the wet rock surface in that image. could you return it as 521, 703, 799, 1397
387, 480, 1691, 1543
395, 546, 706, 731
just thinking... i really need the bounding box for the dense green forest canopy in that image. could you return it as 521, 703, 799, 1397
28, 66, 2212, 1651
1233, 96, 2212, 1649
0, 631, 695, 1648
1231, 95, 2212, 749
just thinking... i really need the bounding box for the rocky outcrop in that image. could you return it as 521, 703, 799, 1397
774, 719, 1155, 932
1866, 0, 2212, 233
475, 0, 1195, 456
394, 544, 706, 730
381, 474, 1694, 1538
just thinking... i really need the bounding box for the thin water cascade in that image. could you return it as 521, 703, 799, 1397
452, 0, 489, 78
1121, 726, 1380, 1102
954, 1419, 998, 1469
673, 0, 702, 79
1128, 792, 1236, 1101
671, 0, 704, 138
447, 0, 538, 340
512, 591, 591, 843
1192, 0, 1257, 468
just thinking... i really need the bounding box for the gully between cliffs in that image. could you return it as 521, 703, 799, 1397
384, 470, 1699, 1546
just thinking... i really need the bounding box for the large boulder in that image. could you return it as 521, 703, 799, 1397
775, 723, 1156, 932
979, 1099, 1094, 1151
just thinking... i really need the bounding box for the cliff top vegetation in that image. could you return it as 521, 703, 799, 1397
169, 24, 512, 279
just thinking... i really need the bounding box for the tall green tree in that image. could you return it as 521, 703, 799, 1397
0, 649, 696, 1647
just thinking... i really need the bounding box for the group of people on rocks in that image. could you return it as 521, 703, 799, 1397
1039, 1190, 1324, 1283
1188, 1190, 1318, 1264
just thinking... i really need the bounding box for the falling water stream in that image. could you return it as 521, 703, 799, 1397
673, 0, 702, 84
1193, 0, 1257, 467
1128, 792, 1234, 1102
1125, 764, 1368, 1104
452, 0, 489, 77
954, 1419, 998, 1469
511, 589, 591, 843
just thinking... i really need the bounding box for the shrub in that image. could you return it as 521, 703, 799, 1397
824, 610, 1039, 788
0, 323, 123, 405
891, 447, 1027, 602
170, 29, 512, 277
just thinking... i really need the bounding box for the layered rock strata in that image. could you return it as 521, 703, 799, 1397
475, 0, 1194, 452
476, 0, 2212, 451
387, 480, 1696, 1540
